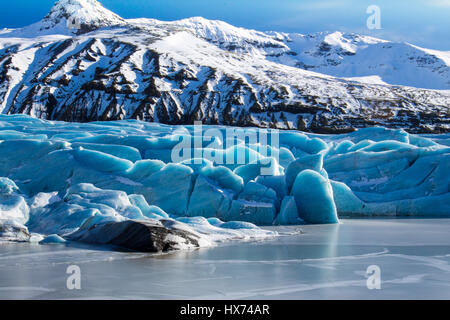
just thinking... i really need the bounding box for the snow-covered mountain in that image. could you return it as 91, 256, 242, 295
0, 0, 449, 133
15, 0, 126, 36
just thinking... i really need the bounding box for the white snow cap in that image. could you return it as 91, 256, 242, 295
40, 0, 125, 34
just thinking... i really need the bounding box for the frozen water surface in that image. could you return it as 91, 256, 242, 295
0, 218, 449, 300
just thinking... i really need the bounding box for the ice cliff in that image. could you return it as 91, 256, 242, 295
0, 115, 449, 251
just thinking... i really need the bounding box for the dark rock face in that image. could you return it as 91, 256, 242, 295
0, 222, 31, 242
2, 36, 448, 134
66, 220, 201, 252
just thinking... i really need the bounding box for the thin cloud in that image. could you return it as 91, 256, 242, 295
427, 0, 450, 7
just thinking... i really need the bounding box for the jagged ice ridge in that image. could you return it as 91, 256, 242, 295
0, 115, 449, 251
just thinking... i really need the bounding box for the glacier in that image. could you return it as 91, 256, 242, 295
0, 115, 449, 251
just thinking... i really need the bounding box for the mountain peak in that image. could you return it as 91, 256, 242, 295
40, 0, 125, 34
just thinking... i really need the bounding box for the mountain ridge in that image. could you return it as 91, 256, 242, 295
0, 0, 449, 133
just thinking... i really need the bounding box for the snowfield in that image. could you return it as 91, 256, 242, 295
0, 0, 449, 133
0, 115, 449, 251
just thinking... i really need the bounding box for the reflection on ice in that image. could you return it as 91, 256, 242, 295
0, 219, 449, 300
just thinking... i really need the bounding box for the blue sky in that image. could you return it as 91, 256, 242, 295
1, 0, 449, 50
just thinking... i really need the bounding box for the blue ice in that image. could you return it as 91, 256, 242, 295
0, 116, 449, 245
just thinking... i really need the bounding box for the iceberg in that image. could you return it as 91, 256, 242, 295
0, 115, 449, 251
291, 170, 338, 224
285, 154, 324, 192
39, 234, 67, 245
0, 178, 30, 225
274, 196, 303, 225
187, 175, 232, 218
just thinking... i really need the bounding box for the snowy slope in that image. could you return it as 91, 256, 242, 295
9, 0, 125, 37
150, 19, 450, 90
0, 0, 449, 133
278, 33, 450, 90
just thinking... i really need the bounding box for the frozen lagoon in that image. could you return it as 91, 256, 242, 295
1, 218, 449, 300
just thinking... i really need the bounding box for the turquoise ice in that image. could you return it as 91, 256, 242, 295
0, 116, 449, 245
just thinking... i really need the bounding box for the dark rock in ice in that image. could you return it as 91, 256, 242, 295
0, 221, 31, 242
66, 219, 201, 252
